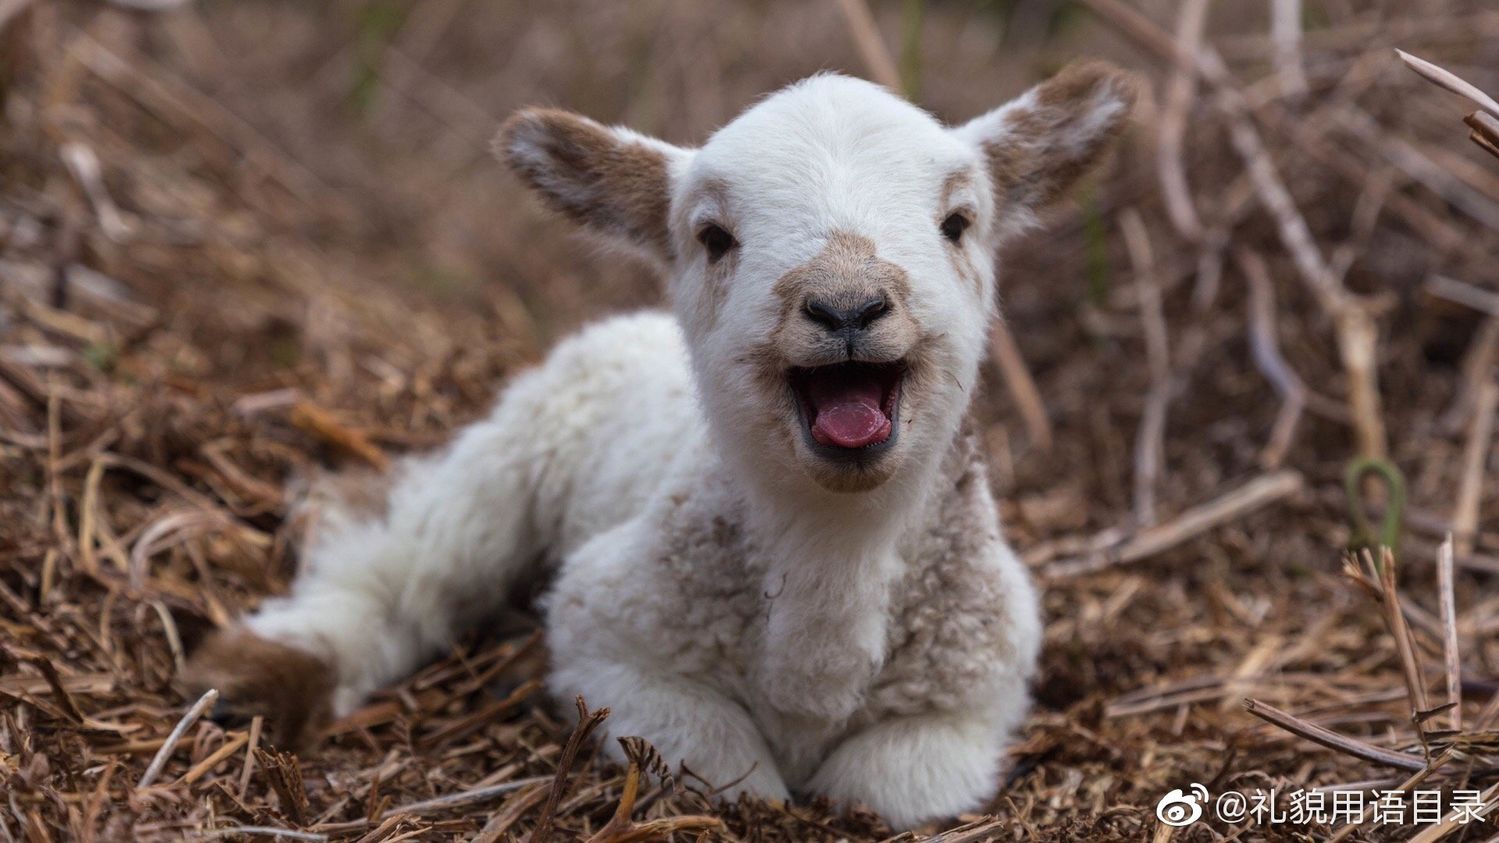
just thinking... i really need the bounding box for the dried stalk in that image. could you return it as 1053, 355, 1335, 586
1045, 470, 1304, 578
1157, 0, 1208, 241
1343, 547, 1448, 759
1453, 379, 1498, 557
1397, 50, 1499, 119
1121, 209, 1170, 526
1270, 0, 1307, 97
1466, 111, 1499, 161
1437, 535, 1461, 732
1438, 315, 1499, 434
178, 732, 249, 786
201, 828, 327, 842
833, 0, 901, 91
1236, 248, 1306, 467
389, 775, 553, 816
527, 698, 609, 843
238, 715, 263, 798
1244, 698, 1429, 772
137, 688, 218, 790
1378, 549, 1429, 716
471, 785, 550, 843
1398, 50, 1499, 164
1428, 273, 1499, 317
289, 402, 390, 472
988, 320, 1055, 453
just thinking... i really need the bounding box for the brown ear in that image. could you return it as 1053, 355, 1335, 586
955, 61, 1137, 236
495, 108, 688, 260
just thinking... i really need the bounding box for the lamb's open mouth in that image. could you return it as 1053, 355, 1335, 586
788, 361, 905, 458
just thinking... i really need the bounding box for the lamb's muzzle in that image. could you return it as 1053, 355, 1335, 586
183, 61, 1136, 831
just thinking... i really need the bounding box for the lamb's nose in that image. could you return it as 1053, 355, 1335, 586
803, 295, 890, 333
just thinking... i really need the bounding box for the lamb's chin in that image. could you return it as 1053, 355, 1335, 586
791, 437, 901, 494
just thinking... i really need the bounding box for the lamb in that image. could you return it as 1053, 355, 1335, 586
183, 63, 1135, 829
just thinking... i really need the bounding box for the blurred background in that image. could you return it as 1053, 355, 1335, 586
4, 1, 1499, 839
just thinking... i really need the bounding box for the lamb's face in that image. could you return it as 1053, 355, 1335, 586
500, 64, 1134, 494
668, 82, 997, 492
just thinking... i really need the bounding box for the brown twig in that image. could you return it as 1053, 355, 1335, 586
201, 828, 327, 842
527, 697, 609, 843
28, 658, 85, 725
256, 747, 312, 827
1121, 209, 1170, 526
1397, 49, 1499, 119
1244, 698, 1430, 772
1236, 248, 1306, 467
1465, 111, 1499, 161
1437, 535, 1462, 732
289, 402, 390, 472
832, 0, 901, 91
237, 715, 262, 799
988, 320, 1055, 454
1270, 0, 1307, 97
1043, 470, 1304, 578
1336, 107, 1499, 231
583, 743, 723, 843
178, 731, 249, 786
1156, 0, 1207, 242
1453, 378, 1498, 557
137, 688, 217, 790
922, 817, 1011, 842
1350, 549, 1431, 718
1438, 314, 1499, 434
388, 775, 553, 817
471, 785, 550, 843
1396, 50, 1499, 163
1427, 273, 1499, 317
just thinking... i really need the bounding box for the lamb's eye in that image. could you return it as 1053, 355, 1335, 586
697, 224, 737, 263
940, 212, 971, 244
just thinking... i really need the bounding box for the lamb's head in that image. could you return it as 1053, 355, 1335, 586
499, 63, 1134, 494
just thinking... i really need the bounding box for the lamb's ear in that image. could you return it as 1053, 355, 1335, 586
955, 61, 1137, 237
496, 108, 689, 261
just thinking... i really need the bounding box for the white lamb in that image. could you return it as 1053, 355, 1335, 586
184, 63, 1135, 828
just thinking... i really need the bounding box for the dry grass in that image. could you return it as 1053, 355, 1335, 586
4, 1, 1499, 840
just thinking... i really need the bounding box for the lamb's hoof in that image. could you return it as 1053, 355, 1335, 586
180, 628, 335, 749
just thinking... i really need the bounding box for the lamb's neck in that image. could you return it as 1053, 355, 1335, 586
742, 448, 948, 723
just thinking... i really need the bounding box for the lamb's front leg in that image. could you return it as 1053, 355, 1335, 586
550, 661, 790, 802
546, 513, 790, 803
806, 700, 1025, 830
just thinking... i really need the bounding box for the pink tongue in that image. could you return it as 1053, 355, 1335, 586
808, 379, 891, 449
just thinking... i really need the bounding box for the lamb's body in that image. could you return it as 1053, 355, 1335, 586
538, 322, 1039, 813
188, 67, 1133, 829
246, 312, 1036, 822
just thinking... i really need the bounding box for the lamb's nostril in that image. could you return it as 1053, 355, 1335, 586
803, 296, 891, 334
853, 296, 890, 329
803, 298, 843, 331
